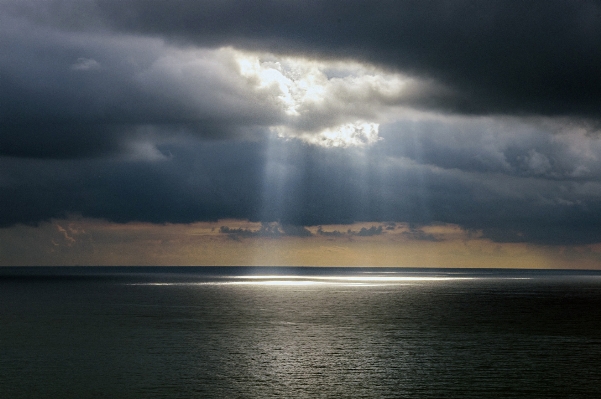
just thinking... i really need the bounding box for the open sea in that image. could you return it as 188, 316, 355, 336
1, 267, 601, 398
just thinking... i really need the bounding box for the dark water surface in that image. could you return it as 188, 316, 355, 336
1, 267, 601, 398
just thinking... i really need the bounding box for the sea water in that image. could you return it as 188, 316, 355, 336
1, 267, 601, 398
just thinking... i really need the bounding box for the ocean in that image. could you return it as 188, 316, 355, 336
1, 267, 601, 398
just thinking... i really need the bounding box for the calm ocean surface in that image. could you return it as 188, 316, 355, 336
1, 267, 601, 398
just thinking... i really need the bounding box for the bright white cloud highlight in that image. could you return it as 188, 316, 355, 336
281, 121, 381, 148
234, 50, 410, 147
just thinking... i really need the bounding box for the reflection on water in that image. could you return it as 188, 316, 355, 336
130, 275, 478, 287
127, 273, 486, 288
128, 272, 532, 288
235, 275, 477, 282
1, 267, 601, 398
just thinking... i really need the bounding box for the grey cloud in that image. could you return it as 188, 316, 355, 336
71, 57, 101, 71
3, 7, 421, 159
85, 0, 601, 118
316, 227, 344, 237
355, 226, 384, 237
380, 118, 601, 181
0, 15, 281, 158
316, 225, 385, 237
220, 223, 312, 239
3, 134, 601, 244
6, 0, 601, 121
4, 0, 601, 160
219, 226, 257, 240
4, 0, 601, 247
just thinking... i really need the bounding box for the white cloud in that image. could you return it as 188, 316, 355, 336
71, 57, 101, 70
277, 121, 381, 148
115, 46, 429, 148
233, 50, 415, 147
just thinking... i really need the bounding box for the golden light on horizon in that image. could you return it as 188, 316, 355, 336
2, 217, 601, 269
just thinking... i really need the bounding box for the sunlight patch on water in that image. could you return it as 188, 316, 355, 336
125, 275, 483, 287
235, 275, 476, 282
123, 273, 540, 288
126, 281, 418, 287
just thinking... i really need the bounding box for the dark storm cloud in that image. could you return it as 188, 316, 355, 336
4, 0, 601, 127
0, 11, 281, 158
0, 139, 264, 226
4, 0, 601, 159
88, 0, 601, 118
3, 135, 601, 245
3, 0, 601, 247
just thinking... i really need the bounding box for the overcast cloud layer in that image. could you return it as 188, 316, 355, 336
2, 0, 601, 246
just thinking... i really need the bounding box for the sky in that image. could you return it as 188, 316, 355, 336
2, 0, 601, 267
